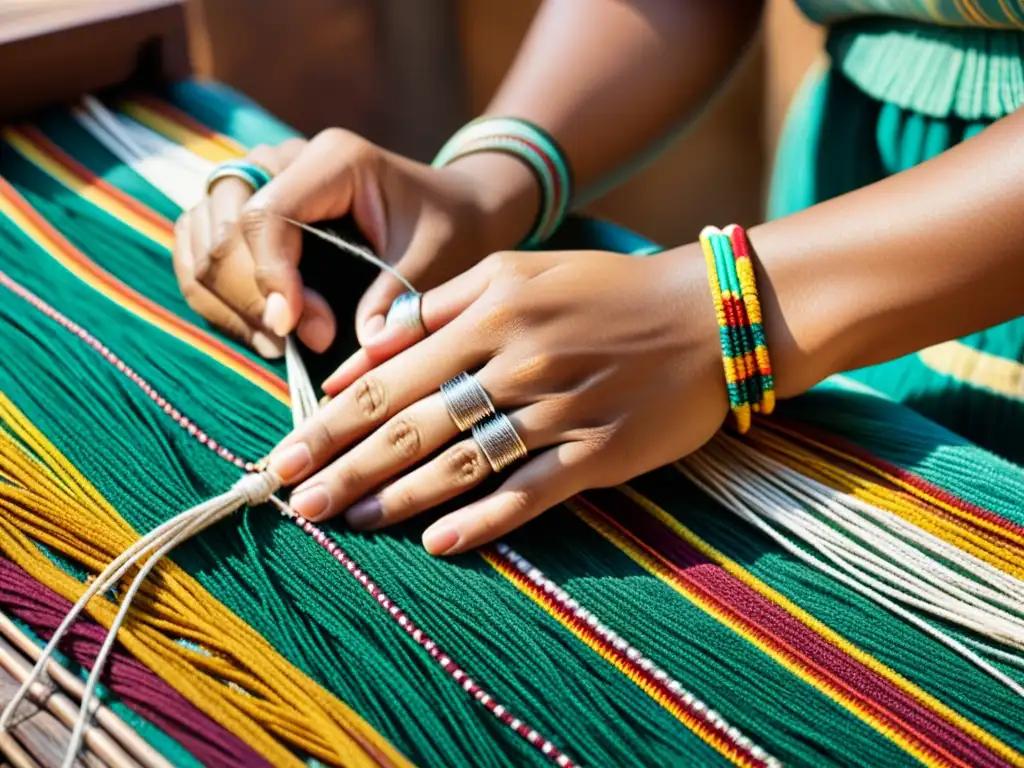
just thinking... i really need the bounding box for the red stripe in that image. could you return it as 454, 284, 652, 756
17, 125, 173, 234
0, 176, 287, 395
581, 490, 1011, 768
765, 417, 1024, 544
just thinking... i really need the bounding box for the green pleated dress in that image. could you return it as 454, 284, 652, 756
769, 0, 1024, 463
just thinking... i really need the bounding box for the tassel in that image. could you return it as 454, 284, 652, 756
0, 471, 283, 768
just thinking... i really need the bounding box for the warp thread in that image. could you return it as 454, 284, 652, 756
0, 556, 270, 768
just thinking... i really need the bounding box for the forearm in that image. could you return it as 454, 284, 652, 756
744, 109, 1024, 399
447, 0, 763, 247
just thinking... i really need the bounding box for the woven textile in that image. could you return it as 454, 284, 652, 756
0, 82, 1021, 767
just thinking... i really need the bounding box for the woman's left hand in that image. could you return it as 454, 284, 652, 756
267, 246, 727, 555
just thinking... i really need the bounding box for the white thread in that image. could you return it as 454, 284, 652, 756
679, 440, 1024, 699
274, 216, 416, 294
0, 472, 281, 766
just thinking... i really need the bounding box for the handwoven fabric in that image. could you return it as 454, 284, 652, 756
0, 81, 1021, 768
769, 22, 1024, 467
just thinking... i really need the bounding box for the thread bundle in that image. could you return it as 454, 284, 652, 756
0, 81, 1019, 768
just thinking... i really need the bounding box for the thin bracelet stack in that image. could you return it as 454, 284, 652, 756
699, 224, 775, 434
432, 116, 573, 248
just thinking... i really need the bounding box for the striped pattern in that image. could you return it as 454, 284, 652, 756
796, 0, 1024, 29
1, 82, 1022, 767
756, 419, 1024, 574
483, 543, 776, 768
0, 172, 288, 404
699, 225, 774, 433
1, 110, 578, 768
572, 488, 1023, 768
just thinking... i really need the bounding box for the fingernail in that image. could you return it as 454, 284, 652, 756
266, 443, 311, 483
318, 394, 332, 407
290, 485, 331, 520
263, 292, 291, 336
251, 331, 285, 359
345, 496, 383, 530
422, 524, 460, 555
362, 314, 385, 342
304, 317, 333, 352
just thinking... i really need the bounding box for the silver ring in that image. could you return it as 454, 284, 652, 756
385, 291, 426, 333
472, 413, 528, 473
440, 372, 495, 431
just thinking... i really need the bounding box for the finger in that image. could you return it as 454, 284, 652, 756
172, 214, 283, 355
321, 253, 510, 396
201, 141, 306, 281
240, 130, 385, 337
296, 288, 337, 353
421, 441, 594, 555
337, 399, 570, 529
287, 392, 459, 522
288, 352, 544, 522
266, 303, 497, 486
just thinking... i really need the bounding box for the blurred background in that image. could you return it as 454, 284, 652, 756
4, 0, 824, 246
185, 0, 824, 246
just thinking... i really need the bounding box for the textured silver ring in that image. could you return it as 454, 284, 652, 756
440, 372, 495, 431
385, 291, 426, 333
472, 413, 528, 473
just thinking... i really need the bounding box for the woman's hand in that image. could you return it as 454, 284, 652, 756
172, 130, 540, 356
266, 246, 727, 555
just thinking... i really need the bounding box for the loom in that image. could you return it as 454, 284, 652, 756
0, 3, 1022, 767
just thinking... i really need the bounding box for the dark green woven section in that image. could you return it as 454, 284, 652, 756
0, 79, 1020, 767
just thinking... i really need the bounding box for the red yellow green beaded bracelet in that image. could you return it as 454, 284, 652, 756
699, 224, 775, 433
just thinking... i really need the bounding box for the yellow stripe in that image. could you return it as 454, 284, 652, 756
119, 102, 243, 162
481, 550, 756, 767
765, 419, 1024, 550
746, 428, 1024, 577
615, 485, 1024, 767
3, 128, 174, 249
0, 393, 410, 768
919, 340, 1024, 402
571, 499, 949, 768
0, 193, 288, 406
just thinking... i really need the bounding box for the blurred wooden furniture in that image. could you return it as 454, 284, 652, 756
186, 0, 465, 160
0, 0, 189, 119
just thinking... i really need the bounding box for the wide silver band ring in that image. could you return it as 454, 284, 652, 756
440, 372, 495, 431
385, 291, 426, 333
472, 413, 528, 473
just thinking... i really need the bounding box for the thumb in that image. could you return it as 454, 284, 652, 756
354, 269, 410, 346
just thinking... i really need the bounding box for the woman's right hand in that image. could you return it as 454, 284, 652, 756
172, 128, 539, 358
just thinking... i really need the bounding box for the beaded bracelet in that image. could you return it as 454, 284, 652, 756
432, 116, 573, 248
699, 224, 775, 433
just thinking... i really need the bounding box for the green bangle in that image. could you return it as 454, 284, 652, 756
433, 117, 574, 248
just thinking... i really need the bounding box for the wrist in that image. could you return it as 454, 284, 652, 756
438, 152, 542, 254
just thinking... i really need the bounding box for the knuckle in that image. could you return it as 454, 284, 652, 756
445, 444, 487, 485
508, 353, 553, 386
387, 418, 422, 459
351, 375, 389, 423
330, 461, 363, 494
306, 418, 339, 455
247, 144, 272, 162
238, 206, 270, 242
386, 485, 418, 515
208, 222, 239, 264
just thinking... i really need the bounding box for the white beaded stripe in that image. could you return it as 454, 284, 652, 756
0, 270, 253, 471
494, 542, 775, 766
0, 267, 578, 768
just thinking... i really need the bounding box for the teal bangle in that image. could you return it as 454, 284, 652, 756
433, 117, 574, 248
205, 160, 274, 196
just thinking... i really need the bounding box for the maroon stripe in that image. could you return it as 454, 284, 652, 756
765, 417, 1024, 543
0, 556, 271, 768
586, 488, 1010, 768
